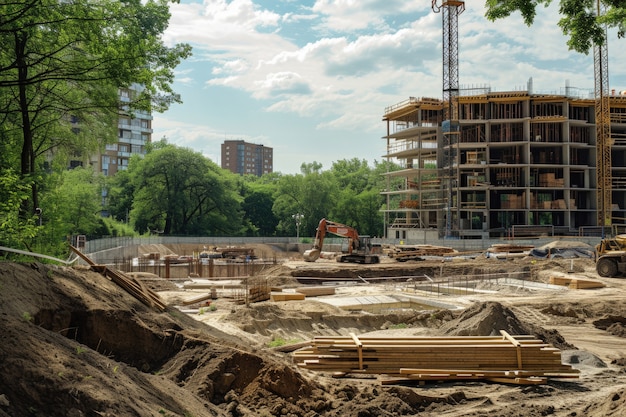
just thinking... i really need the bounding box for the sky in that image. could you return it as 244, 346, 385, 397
154, 0, 626, 175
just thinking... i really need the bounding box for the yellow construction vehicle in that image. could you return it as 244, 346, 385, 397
595, 235, 626, 277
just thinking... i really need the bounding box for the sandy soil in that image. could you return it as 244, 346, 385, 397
1, 244, 626, 416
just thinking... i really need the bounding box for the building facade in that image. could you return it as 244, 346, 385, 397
221, 140, 273, 176
98, 84, 153, 177
382, 91, 626, 240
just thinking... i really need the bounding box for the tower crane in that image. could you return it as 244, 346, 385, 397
594, 0, 612, 233
432, 1, 464, 238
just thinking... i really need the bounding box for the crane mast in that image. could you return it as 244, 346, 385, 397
432, 1, 464, 238
594, 0, 611, 232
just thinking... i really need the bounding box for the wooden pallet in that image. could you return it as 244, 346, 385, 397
294, 331, 578, 385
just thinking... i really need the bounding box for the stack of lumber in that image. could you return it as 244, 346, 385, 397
295, 286, 336, 297
549, 276, 605, 289
70, 246, 166, 312
270, 291, 305, 302
294, 331, 578, 385
488, 244, 535, 253
387, 244, 456, 261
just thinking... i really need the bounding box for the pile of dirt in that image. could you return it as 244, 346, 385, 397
440, 301, 575, 350
579, 387, 626, 417
440, 302, 528, 336
593, 315, 626, 337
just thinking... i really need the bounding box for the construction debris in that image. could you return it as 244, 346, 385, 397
70, 245, 166, 311
294, 330, 579, 385
384, 244, 457, 261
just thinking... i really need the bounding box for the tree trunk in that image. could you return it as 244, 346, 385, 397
16, 31, 38, 217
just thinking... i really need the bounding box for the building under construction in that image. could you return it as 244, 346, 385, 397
381, 89, 626, 240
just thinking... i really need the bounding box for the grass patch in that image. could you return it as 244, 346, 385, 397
268, 337, 301, 348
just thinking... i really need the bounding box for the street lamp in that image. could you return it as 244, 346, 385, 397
34, 207, 42, 226
292, 213, 304, 240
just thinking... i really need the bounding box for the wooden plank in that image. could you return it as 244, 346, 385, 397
182, 293, 213, 306
270, 292, 305, 301
486, 377, 547, 385
350, 333, 364, 370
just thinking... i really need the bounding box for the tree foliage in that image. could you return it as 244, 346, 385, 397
0, 169, 37, 250
127, 142, 243, 236
33, 167, 108, 254
485, 0, 626, 53
240, 177, 280, 237
0, 0, 191, 218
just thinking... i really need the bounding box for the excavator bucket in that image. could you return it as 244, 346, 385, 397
303, 248, 320, 262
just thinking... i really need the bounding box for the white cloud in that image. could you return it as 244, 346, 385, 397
202, 0, 281, 29
253, 72, 311, 98
311, 0, 422, 32
156, 0, 617, 173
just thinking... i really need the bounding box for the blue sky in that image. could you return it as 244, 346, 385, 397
154, 0, 626, 175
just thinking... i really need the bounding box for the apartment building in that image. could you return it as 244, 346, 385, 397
221, 140, 273, 176
98, 84, 153, 177
382, 91, 626, 240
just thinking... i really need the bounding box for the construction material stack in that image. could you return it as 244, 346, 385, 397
294, 331, 579, 385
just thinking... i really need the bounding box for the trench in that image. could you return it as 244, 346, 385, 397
34, 308, 184, 372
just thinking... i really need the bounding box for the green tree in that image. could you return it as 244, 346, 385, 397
272, 163, 339, 237
128, 142, 243, 236
485, 0, 626, 53
0, 0, 191, 220
38, 167, 107, 254
240, 177, 279, 237
328, 159, 386, 237
105, 168, 135, 224
0, 169, 37, 250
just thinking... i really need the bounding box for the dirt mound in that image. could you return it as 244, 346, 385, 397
561, 350, 607, 369
440, 301, 575, 350
0, 263, 327, 416
578, 388, 626, 417
440, 301, 529, 336
593, 315, 626, 337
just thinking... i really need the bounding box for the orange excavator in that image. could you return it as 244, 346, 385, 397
303, 218, 380, 264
